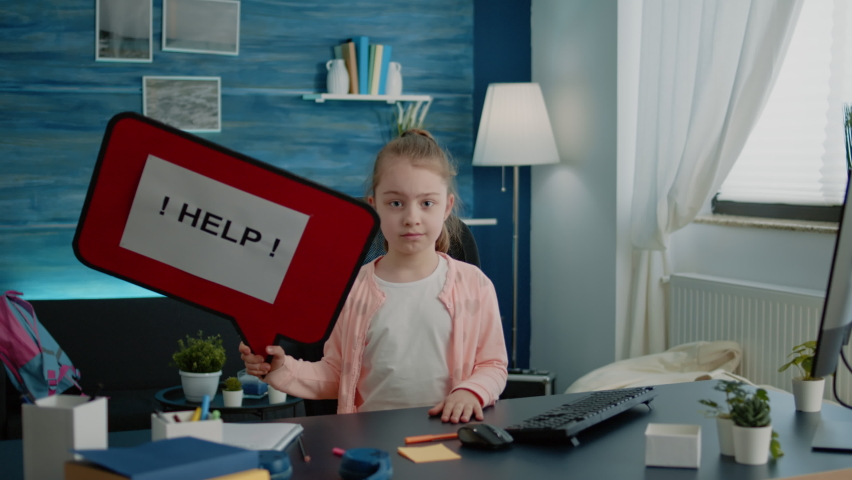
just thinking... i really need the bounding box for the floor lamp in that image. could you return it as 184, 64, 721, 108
472, 83, 560, 369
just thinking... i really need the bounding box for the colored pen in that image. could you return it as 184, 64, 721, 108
210, 410, 221, 420
332, 447, 346, 457
298, 436, 311, 463
190, 407, 202, 422
404, 433, 459, 444
173, 414, 182, 423
200, 394, 211, 420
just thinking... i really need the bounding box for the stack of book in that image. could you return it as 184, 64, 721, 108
333, 36, 393, 95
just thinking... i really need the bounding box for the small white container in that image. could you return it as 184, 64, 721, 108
151, 409, 223, 443
326, 59, 350, 94
645, 423, 701, 469
732, 424, 772, 465
179, 370, 221, 402
268, 386, 288, 404
223, 389, 244, 407
792, 377, 825, 412
385, 62, 402, 96
716, 416, 735, 456
23, 395, 108, 480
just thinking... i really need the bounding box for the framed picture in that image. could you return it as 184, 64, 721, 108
95, 0, 153, 62
162, 0, 240, 55
143, 76, 222, 132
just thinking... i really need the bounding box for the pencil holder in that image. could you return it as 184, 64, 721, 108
22, 394, 108, 480
151, 409, 223, 443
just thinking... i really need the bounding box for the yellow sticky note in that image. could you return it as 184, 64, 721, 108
397, 443, 462, 463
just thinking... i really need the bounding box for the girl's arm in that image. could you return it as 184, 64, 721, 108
241, 297, 354, 401
451, 278, 509, 407
263, 319, 348, 400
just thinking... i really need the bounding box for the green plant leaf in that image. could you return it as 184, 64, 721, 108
170, 330, 227, 373
770, 431, 784, 459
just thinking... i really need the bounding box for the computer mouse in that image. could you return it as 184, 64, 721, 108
457, 423, 514, 450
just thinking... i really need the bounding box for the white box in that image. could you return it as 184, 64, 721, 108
151, 409, 223, 443
645, 423, 701, 469
22, 395, 108, 480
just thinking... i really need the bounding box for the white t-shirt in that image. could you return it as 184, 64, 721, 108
357, 256, 452, 412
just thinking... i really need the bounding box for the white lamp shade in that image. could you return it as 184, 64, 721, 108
472, 83, 560, 167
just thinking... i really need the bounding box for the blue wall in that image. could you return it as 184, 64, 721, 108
1, 0, 533, 367
473, 0, 532, 368
1, 0, 474, 298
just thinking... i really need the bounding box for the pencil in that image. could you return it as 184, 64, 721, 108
298, 436, 311, 463
404, 432, 459, 444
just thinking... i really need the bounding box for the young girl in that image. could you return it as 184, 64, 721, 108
239, 129, 508, 423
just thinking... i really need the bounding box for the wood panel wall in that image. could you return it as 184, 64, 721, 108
1, 0, 474, 299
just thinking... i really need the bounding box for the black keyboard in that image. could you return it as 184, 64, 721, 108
505, 386, 659, 443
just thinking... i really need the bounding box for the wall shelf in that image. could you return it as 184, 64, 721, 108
302, 93, 432, 104
461, 218, 497, 226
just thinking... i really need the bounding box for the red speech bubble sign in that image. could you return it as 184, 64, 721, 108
73, 113, 378, 354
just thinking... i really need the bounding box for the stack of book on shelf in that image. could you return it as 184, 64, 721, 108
333, 36, 393, 95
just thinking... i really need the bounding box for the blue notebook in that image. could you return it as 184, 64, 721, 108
352, 36, 370, 95
74, 437, 259, 480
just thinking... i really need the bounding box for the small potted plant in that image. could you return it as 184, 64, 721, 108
778, 340, 825, 412
171, 330, 227, 402
730, 387, 783, 465
699, 380, 747, 456
222, 376, 243, 407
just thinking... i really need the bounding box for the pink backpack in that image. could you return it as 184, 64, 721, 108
0, 291, 81, 400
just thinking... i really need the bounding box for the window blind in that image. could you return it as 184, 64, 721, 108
716, 0, 849, 207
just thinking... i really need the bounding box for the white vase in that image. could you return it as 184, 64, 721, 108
792, 377, 825, 412
385, 62, 402, 96
222, 389, 244, 407
716, 416, 735, 456
179, 370, 221, 402
732, 424, 772, 465
326, 59, 350, 95
268, 386, 288, 404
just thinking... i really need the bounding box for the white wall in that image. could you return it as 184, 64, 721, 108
670, 223, 836, 292
530, 0, 618, 389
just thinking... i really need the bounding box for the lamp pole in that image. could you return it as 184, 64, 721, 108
511, 164, 520, 369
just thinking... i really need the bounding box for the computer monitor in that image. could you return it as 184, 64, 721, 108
812, 172, 852, 380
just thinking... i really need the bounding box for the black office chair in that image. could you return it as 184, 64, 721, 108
281, 215, 480, 416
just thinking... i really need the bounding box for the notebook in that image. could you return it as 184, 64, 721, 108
221, 422, 304, 451
72, 437, 258, 480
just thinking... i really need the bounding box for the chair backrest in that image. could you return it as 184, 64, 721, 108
283, 215, 480, 416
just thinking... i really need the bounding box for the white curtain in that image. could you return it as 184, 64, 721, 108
625, 0, 803, 358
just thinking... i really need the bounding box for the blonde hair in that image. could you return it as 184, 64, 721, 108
367, 129, 462, 253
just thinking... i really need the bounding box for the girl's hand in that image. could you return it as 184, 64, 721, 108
427, 389, 484, 423
238, 342, 286, 378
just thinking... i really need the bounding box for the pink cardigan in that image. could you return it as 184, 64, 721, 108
265, 253, 509, 414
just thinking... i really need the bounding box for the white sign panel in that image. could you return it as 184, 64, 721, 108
120, 154, 309, 303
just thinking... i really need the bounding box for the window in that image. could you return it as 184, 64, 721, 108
714, 0, 851, 221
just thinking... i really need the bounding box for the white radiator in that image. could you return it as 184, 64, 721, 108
669, 273, 852, 402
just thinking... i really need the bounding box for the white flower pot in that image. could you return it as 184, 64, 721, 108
792, 377, 825, 412
222, 389, 244, 407
732, 424, 772, 465
716, 416, 735, 456
268, 386, 288, 404
179, 370, 222, 402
